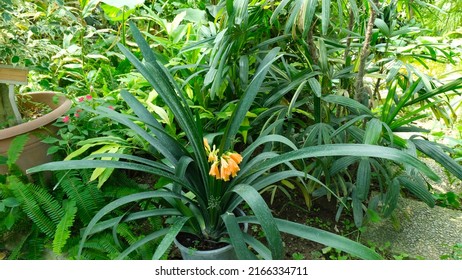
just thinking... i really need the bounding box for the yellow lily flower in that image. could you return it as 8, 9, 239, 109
228, 152, 243, 164
203, 138, 211, 153
225, 155, 240, 178
209, 161, 221, 179
204, 138, 242, 182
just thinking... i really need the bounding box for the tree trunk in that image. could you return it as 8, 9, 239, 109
354, 0, 379, 107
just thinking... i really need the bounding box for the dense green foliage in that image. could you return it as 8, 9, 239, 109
1, 0, 462, 260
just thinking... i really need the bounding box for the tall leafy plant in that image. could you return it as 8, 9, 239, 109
254, 0, 462, 225
28, 22, 442, 259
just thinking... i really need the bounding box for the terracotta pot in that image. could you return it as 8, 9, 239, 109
0, 92, 71, 174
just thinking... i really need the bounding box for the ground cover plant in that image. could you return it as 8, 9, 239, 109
1, 0, 462, 260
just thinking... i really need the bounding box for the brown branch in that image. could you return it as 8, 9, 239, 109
354, 0, 379, 106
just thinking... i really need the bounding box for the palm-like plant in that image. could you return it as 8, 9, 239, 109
27, 21, 441, 260
254, 0, 462, 224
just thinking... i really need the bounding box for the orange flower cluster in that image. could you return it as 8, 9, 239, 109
204, 138, 243, 181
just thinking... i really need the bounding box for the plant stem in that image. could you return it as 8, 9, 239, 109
354, 0, 379, 107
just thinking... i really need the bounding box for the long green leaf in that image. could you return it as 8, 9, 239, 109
398, 176, 435, 207
245, 144, 440, 182
86, 105, 180, 165
270, 0, 291, 24
411, 139, 462, 181
116, 228, 170, 260
242, 233, 271, 260
227, 170, 325, 212
221, 48, 281, 151
356, 158, 371, 200
241, 134, 298, 164
152, 216, 189, 260
27, 160, 190, 187
303, 0, 319, 37
232, 184, 283, 259
222, 212, 257, 260
332, 115, 371, 138
352, 187, 363, 227
322, 94, 372, 115
374, 18, 390, 37
386, 79, 423, 124
321, 0, 330, 36
238, 216, 383, 260
364, 119, 383, 145
263, 70, 320, 107
382, 179, 400, 217
75, 190, 192, 258
83, 153, 173, 172
84, 209, 181, 235
405, 78, 462, 106
119, 89, 187, 160
330, 156, 359, 176
120, 22, 210, 190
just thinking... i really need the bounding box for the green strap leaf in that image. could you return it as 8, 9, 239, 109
242, 232, 272, 260
84, 209, 181, 236
77, 190, 191, 258
221, 47, 281, 151
356, 158, 371, 201
152, 216, 189, 260
120, 89, 187, 160
232, 184, 283, 259
221, 212, 257, 260
237, 216, 383, 260
116, 228, 170, 260
364, 118, 383, 145
374, 18, 390, 37
382, 179, 400, 217
246, 144, 440, 182
323, 94, 373, 115
398, 176, 435, 207
352, 187, 364, 228
405, 78, 462, 106
321, 0, 330, 36
411, 139, 462, 181
241, 134, 298, 164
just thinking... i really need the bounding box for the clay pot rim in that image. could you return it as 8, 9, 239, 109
0, 91, 71, 140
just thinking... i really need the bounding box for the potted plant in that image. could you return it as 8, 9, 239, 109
28, 22, 440, 260
0, 65, 71, 174
0, 0, 73, 174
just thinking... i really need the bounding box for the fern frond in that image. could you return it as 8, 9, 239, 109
52, 200, 77, 255
103, 171, 146, 198
116, 223, 139, 245
31, 184, 64, 225
6, 134, 29, 168
57, 170, 103, 223
148, 215, 163, 232
82, 234, 122, 259
78, 251, 109, 260
9, 177, 56, 238
25, 231, 47, 260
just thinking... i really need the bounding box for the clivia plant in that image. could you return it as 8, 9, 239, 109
28, 22, 440, 260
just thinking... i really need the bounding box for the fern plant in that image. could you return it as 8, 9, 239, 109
2, 134, 164, 259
